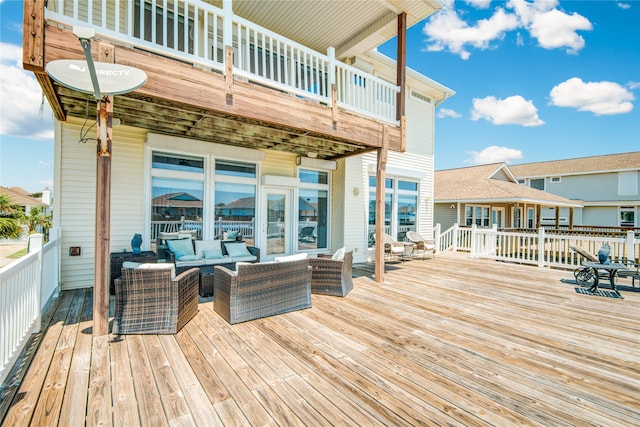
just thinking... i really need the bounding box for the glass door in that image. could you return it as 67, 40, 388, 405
264, 189, 290, 257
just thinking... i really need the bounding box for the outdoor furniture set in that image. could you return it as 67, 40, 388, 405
112, 244, 354, 333
383, 232, 436, 262
570, 245, 639, 298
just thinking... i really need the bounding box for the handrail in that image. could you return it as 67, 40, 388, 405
45, 0, 400, 124
0, 229, 61, 385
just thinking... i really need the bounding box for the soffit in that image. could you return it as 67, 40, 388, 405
212, 0, 442, 59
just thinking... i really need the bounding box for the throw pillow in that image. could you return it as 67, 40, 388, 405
224, 242, 251, 257
195, 239, 222, 258
274, 253, 308, 263
167, 238, 194, 259
203, 249, 224, 259
332, 247, 346, 261
122, 261, 141, 269
223, 230, 239, 240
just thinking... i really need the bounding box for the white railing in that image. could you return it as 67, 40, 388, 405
0, 229, 61, 385
438, 224, 639, 270
45, 0, 400, 124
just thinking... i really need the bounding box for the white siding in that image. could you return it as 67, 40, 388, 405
342, 156, 368, 263
56, 118, 147, 290
405, 93, 434, 157
262, 151, 297, 177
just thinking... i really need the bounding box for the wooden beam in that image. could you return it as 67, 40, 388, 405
555, 206, 560, 229
396, 12, 407, 122
22, 0, 45, 72
93, 42, 115, 337
375, 127, 389, 283
536, 205, 541, 229
569, 207, 574, 229
225, 46, 233, 101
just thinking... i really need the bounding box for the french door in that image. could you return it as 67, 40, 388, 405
263, 188, 292, 257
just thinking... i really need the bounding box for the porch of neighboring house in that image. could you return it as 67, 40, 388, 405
2, 253, 639, 426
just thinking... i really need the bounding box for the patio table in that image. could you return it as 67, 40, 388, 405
582, 261, 630, 298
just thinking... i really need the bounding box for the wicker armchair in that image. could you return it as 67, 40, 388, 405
113, 266, 199, 334
383, 233, 407, 261
214, 259, 312, 324
406, 231, 436, 259
309, 250, 353, 296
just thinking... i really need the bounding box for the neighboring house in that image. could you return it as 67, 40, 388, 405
434, 163, 582, 231
23, 0, 452, 290
510, 152, 640, 228
0, 186, 49, 214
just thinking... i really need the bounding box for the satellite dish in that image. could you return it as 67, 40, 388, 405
46, 59, 147, 97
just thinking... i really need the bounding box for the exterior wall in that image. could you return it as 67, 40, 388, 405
262, 151, 297, 177
583, 207, 620, 227
341, 156, 368, 263
434, 203, 458, 231
56, 118, 147, 290
541, 172, 638, 202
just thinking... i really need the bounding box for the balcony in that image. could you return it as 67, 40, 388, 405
23, 0, 416, 159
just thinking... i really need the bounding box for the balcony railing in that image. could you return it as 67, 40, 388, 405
45, 0, 400, 124
0, 230, 61, 385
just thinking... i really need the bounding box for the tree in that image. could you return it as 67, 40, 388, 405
0, 194, 23, 239
23, 206, 51, 235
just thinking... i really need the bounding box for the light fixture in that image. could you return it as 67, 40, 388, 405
353, 187, 360, 196
307, 152, 318, 158
449, 204, 456, 209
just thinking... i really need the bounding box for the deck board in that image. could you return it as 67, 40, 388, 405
2, 253, 640, 426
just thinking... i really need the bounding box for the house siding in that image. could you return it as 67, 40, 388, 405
56, 118, 147, 290
405, 95, 434, 157
262, 151, 297, 177
544, 172, 638, 202
342, 156, 368, 263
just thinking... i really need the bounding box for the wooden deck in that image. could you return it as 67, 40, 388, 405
2, 253, 639, 426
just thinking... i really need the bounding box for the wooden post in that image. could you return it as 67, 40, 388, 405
569, 207, 574, 229
374, 127, 388, 283
93, 96, 113, 337
396, 13, 407, 151
536, 205, 541, 228
555, 206, 560, 229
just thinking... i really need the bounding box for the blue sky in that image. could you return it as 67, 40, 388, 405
0, 0, 639, 194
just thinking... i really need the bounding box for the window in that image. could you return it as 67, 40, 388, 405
298, 169, 329, 251
368, 177, 419, 246
530, 179, 545, 191
620, 206, 635, 227
527, 207, 535, 228
465, 205, 490, 227
151, 152, 205, 243
518, 179, 525, 185
550, 176, 561, 183
214, 160, 257, 244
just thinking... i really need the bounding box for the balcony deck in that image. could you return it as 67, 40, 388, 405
2, 253, 639, 426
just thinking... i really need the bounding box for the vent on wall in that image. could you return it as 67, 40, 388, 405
410, 91, 431, 104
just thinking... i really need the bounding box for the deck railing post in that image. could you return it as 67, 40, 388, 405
28, 233, 44, 333
538, 227, 546, 268
470, 224, 477, 258
626, 230, 635, 261
434, 223, 441, 253
452, 223, 459, 252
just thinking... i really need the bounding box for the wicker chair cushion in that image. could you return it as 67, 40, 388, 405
195, 239, 222, 258
225, 242, 252, 257
203, 249, 224, 259
167, 238, 195, 259
122, 261, 176, 279
332, 247, 346, 260
274, 253, 308, 262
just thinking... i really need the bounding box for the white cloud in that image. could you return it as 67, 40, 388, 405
617, 3, 631, 10
471, 95, 544, 126
549, 77, 635, 115
465, 146, 524, 165
465, 0, 492, 9
0, 43, 54, 139
627, 81, 640, 90
509, 0, 593, 54
437, 108, 462, 119
422, 7, 519, 60
423, 0, 592, 58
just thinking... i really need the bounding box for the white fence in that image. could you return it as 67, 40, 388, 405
45, 0, 400, 124
0, 229, 61, 385
438, 224, 639, 269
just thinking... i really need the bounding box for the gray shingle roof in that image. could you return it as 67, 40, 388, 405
435, 163, 581, 207
509, 151, 640, 177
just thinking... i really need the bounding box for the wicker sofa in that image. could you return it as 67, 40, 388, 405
165, 238, 260, 273
309, 250, 353, 297
113, 264, 199, 334
213, 258, 312, 324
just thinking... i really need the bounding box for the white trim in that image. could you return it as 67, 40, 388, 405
550, 176, 561, 183
262, 175, 300, 187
